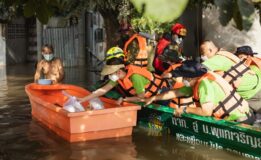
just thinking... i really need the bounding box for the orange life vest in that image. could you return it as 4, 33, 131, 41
117, 65, 167, 98
216, 51, 251, 88
163, 63, 183, 89
244, 56, 261, 70
163, 63, 195, 109
124, 34, 148, 67
193, 72, 249, 119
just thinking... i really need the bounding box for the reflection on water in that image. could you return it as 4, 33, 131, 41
0, 64, 250, 160
28, 120, 137, 160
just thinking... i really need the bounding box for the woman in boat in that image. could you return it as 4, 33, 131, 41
145, 60, 255, 125
34, 44, 64, 84
200, 41, 261, 115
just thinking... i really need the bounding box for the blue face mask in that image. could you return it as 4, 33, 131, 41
43, 54, 54, 61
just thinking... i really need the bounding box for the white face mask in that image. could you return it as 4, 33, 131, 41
109, 74, 119, 82
183, 80, 191, 87
43, 54, 54, 61
201, 55, 208, 61
174, 36, 183, 45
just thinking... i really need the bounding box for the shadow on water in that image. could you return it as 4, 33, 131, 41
0, 64, 251, 160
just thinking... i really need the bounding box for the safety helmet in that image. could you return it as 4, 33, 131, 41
171, 23, 187, 36
105, 47, 124, 60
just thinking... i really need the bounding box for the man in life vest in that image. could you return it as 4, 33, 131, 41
159, 49, 195, 109
234, 46, 261, 114
145, 60, 255, 125
153, 23, 187, 74
200, 41, 261, 114
78, 60, 168, 104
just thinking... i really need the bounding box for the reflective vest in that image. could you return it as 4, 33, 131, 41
193, 72, 249, 119
117, 65, 167, 98
244, 56, 261, 70
163, 63, 195, 109
216, 51, 251, 88
123, 34, 148, 67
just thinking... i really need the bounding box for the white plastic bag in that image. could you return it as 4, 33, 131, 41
89, 98, 104, 110
62, 91, 85, 112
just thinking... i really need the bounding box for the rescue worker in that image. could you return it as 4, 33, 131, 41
34, 44, 64, 84
145, 60, 255, 125
234, 46, 261, 114
105, 46, 125, 65
159, 49, 195, 109
77, 60, 168, 104
200, 41, 261, 114
153, 23, 187, 74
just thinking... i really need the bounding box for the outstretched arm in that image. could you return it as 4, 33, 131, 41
78, 82, 115, 103
145, 90, 184, 105
175, 101, 214, 117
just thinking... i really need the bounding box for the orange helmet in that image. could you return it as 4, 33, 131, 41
171, 23, 187, 36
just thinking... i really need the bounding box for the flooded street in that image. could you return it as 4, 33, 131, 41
0, 64, 250, 160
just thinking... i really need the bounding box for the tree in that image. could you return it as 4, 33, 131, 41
130, 0, 261, 31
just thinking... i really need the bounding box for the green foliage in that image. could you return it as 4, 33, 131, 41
130, 0, 189, 23
23, 0, 54, 24
1, 0, 260, 32
237, 0, 256, 31
214, 0, 233, 26
214, 0, 258, 31
130, 16, 175, 35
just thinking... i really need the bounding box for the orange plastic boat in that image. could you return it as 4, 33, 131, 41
25, 83, 141, 142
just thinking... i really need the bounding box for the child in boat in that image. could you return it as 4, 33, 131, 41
34, 44, 64, 84
145, 60, 255, 125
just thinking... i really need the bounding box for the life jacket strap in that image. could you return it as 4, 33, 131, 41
213, 89, 244, 118
222, 60, 250, 84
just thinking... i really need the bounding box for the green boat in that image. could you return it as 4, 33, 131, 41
138, 104, 261, 160
90, 84, 261, 159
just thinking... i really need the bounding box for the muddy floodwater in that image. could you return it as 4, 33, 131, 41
0, 64, 250, 160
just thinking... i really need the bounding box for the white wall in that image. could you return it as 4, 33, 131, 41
0, 24, 6, 66
202, 7, 261, 54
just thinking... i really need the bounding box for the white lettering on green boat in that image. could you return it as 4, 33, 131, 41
171, 117, 261, 149
176, 133, 261, 160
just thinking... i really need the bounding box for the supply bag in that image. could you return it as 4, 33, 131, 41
89, 97, 104, 110
62, 91, 85, 112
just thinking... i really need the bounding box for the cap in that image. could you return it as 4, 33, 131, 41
171, 23, 187, 36
171, 60, 208, 78
235, 46, 257, 56
101, 64, 125, 76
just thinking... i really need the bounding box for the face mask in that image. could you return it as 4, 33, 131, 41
43, 54, 54, 61
201, 55, 208, 61
183, 80, 191, 87
109, 74, 119, 82
174, 36, 183, 45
